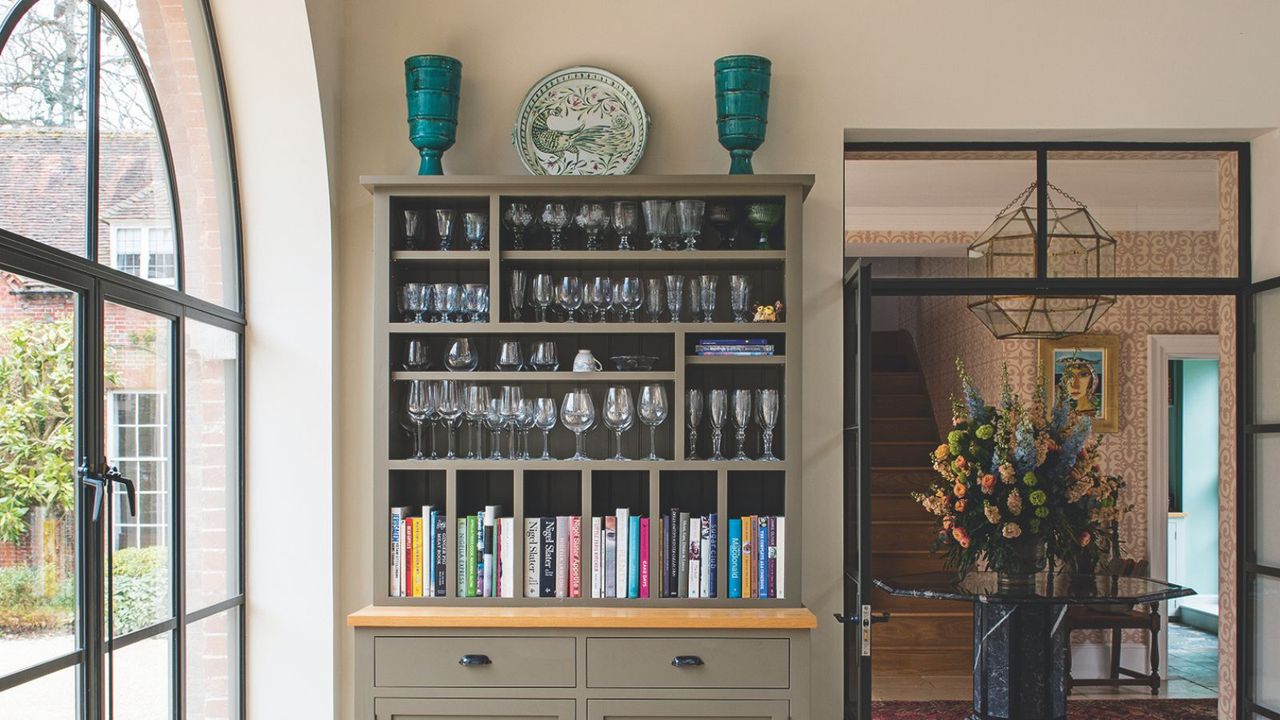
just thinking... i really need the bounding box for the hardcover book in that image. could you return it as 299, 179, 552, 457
677, 512, 690, 598
555, 515, 570, 598
776, 517, 785, 599
482, 506, 497, 597
627, 514, 641, 599
604, 516, 617, 598
614, 509, 629, 600
767, 515, 778, 599
740, 515, 754, 600
466, 514, 479, 598
727, 518, 742, 599
423, 506, 435, 596
540, 517, 556, 598
688, 516, 701, 599
525, 518, 540, 598
707, 513, 718, 598
591, 517, 602, 599
638, 517, 650, 599
569, 516, 583, 599
390, 507, 407, 597
411, 516, 424, 598
434, 513, 447, 598
757, 516, 769, 598
699, 515, 711, 599
499, 517, 514, 598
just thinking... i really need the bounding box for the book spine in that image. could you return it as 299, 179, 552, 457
707, 513, 718, 599
424, 507, 435, 597
614, 509, 629, 600
591, 517, 602, 599
775, 517, 785, 600
475, 511, 486, 597
638, 517, 650, 599
768, 516, 778, 599
699, 515, 711, 599
434, 513, 447, 598
727, 518, 742, 599
627, 515, 641, 599
525, 518, 540, 598
757, 516, 769, 599
666, 509, 679, 597
412, 516, 424, 598
540, 517, 556, 598
741, 515, 753, 600
695, 337, 769, 345
688, 516, 702, 599
677, 512, 690, 598
499, 517, 513, 598
466, 514, 478, 598
569, 516, 582, 599
483, 506, 497, 598
456, 519, 467, 596
389, 507, 406, 597
555, 516, 570, 598
604, 516, 617, 599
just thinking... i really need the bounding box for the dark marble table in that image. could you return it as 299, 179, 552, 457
874, 572, 1194, 720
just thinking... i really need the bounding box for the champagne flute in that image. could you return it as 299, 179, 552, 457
403, 209, 420, 250
436, 380, 463, 459
729, 275, 752, 323
588, 276, 613, 322
406, 380, 432, 460
534, 397, 557, 460
485, 399, 505, 460
557, 275, 583, 323
756, 389, 781, 462
676, 199, 705, 250
445, 337, 479, 372
665, 275, 685, 322
463, 384, 491, 459
529, 341, 559, 371
687, 276, 703, 323
531, 273, 554, 322
618, 276, 643, 322
612, 200, 638, 250
425, 381, 442, 458
686, 389, 703, 460
641, 199, 672, 251
542, 202, 570, 250
561, 389, 596, 461
498, 385, 523, 459
645, 277, 664, 323
435, 208, 456, 251
518, 399, 536, 459
707, 389, 728, 461
698, 275, 718, 323
603, 386, 635, 461
503, 202, 534, 250
509, 269, 527, 322
731, 389, 752, 460
496, 341, 523, 371
463, 211, 488, 251
403, 339, 429, 370
638, 384, 668, 461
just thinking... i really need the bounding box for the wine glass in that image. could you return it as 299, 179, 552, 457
542, 202, 570, 250
707, 389, 728, 460
645, 277, 664, 322
698, 275, 718, 323
662, 203, 682, 250
529, 340, 559, 371
557, 275, 583, 323
509, 269, 527, 322
730, 275, 752, 323
463, 283, 489, 323
503, 202, 534, 250
707, 203, 737, 249
531, 273, 554, 322
534, 397, 557, 460
641, 199, 672, 251
676, 199, 705, 250
588, 276, 613, 322
664, 275, 685, 323
404, 339, 429, 370
433, 282, 460, 323
561, 389, 596, 461
496, 341, 523, 371
575, 202, 610, 251
603, 386, 635, 461
424, 381, 442, 458
436, 380, 463, 459
435, 209, 456, 251
517, 399, 536, 459
687, 276, 703, 323
463, 384, 490, 459
746, 203, 783, 250
686, 389, 703, 460
463, 211, 487, 251
498, 385, 523, 459
731, 389, 752, 460
406, 380, 432, 460
618, 276, 643, 322
484, 398, 505, 460
612, 200, 638, 250
638, 384, 668, 461
756, 389, 780, 462
445, 337, 479, 372
402, 283, 430, 323
403, 209, 420, 250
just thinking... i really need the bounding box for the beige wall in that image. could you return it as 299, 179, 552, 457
301, 1, 1280, 718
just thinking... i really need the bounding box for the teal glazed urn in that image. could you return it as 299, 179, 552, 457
405, 55, 462, 175
714, 55, 771, 175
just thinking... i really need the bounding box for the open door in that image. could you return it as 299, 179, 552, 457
1243, 274, 1280, 720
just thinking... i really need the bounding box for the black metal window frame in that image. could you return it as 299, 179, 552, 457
842, 140, 1265, 719
0, 1, 246, 719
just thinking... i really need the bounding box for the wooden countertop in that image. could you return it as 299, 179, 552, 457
347, 605, 818, 630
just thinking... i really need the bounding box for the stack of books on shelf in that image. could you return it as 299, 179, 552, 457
694, 338, 775, 356
525, 515, 583, 598
590, 509, 650, 599
390, 506, 447, 598
727, 515, 785, 599
455, 506, 516, 598
660, 510, 717, 598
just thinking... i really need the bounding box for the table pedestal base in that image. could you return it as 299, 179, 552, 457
969, 602, 1068, 720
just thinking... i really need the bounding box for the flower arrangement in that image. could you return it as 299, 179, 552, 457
913, 359, 1128, 577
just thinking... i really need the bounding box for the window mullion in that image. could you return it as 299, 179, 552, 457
172, 311, 187, 720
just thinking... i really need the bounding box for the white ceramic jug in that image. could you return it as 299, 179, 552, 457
572, 349, 603, 372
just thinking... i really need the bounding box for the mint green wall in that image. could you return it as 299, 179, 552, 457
1181, 358, 1219, 598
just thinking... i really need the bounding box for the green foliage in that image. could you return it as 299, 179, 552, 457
0, 566, 74, 635
110, 545, 168, 634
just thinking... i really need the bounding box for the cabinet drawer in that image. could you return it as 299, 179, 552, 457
587, 699, 788, 720
373, 636, 575, 687
376, 698, 575, 719
586, 637, 788, 689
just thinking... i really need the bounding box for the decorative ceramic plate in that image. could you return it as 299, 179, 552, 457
513, 66, 649, 176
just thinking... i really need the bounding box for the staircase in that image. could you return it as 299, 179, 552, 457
869, 331, 973, 675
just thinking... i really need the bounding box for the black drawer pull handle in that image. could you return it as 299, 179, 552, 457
671, 655, 704, 668
458, 654, 491, 667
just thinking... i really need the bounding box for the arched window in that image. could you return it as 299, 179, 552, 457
0, 0, 243, 718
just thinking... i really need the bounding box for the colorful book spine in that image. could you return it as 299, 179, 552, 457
482, 506, 497, 597
696, 337, 770, 345
465, 515, 478, 598
665, 510, 678, 597
614, 509, 629, 599
688, 516, 701, 599
411, 516, 424, 598
569, 516, 583, 599
456, 520, 467, 596
499, 517, 514, 598
767, 516, 778, 599
775, 517, 785, 599
757, 516, 769, 598
638, 517, 650, 599
727, 518, 742, 599
525, 518, 540, 598
741, 515, 754, 599
604, 516, 617, 598
423, 507, 435, 597
677, 512, 690, 598
555, 516, 570, 598
434, 513, 447, 598
699, 515, 711, 599
540, 517, 556, 598
390, 507, 407, 597
591, 517, 602, 599
707, 513, 718, 599
627, 514, 641, 598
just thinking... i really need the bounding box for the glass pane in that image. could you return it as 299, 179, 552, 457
1257, 434, 1280, 568
105, 302, 173, 636
185, 320, 240, 608
1253, 574, 1280, 713
186, 608, 240, 720
109, 631, 171, 720
0, 0, 89, 256
1047, 150, 1239, 277
843, 151, 1037, 278
0, 273, 78, 677
1256, 285, 1280, 425
97, 17, 176, 291
0, 664, 76, 718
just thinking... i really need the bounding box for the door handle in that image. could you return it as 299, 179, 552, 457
458, 654, 491, 667
78, 460, 106, 522
105, 466, 137, 518
834, 611, 891, 624
671, 655, 705, 668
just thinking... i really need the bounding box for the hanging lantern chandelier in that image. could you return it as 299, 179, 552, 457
967, 182, 1117, 339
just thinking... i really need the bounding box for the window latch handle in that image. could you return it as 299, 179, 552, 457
105, 466, 137, 518
78, 460, 106, 523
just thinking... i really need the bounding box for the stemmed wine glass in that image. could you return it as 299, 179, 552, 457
403, 210, 420, 250
406, 380, 433, 460
676, 199, 705, 250
436, 380, 463, 459
731, 389, 752, 461
503, 202, 534, 250
534, 397, 557, 460
542, 202, 570, 250
756, 389, 780, 462
603, 386, 635, 461
638, 384, 668, 461
641, 200, 672, 251
517, 399, 536, 459
531, 273, 554, 322
561, 389, 596, 461
462, 283, 488, 322
686, 389, 703, 460
588, 276, 613, 322
576, 202, 610, 251
498, 385, 523, 459
485, 399, 505, 460
618, 276, 643, 322
645, 278, 664, 322
698, 275, 718, 323
662, 205, 682, 250
730, 275, 752, 323
509, 269, 527, 321
687, 277, 703, 323
707, 389, 728, 461
495, 341, 523, 371
433, 282, 460, 323
404, 339, 429, 370
746, 203, 783, 250
445, 337, 479, 372
665, 275, 685, 322
529, 341, 558, 371
707, 203, 737, 249
403, 283, 431, 323
557, 276, 583, 322
463, 211, 487, 251
424, 382, 442, 458
435, 209, 456, 251
612, 201, 638, 250
463, 384, 491, 459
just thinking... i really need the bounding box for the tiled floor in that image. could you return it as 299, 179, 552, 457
1166, 621, 1219, 693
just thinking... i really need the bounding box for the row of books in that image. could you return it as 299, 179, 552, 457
728, 515, 785, 599
390, 506, 447, 597
525, 516, 583, 598
694, 337, 776, 356
590, 509, 650, 598
457, 506, 516, 597
661, 510, 717, 598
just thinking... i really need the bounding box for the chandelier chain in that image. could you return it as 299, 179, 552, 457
994, 181, 1089, 219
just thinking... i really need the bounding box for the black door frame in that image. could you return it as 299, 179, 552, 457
841, 140, 1256, 719
842, 261, 873, 720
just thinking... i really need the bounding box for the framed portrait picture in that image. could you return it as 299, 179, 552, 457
1038, 334, 1120, 433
